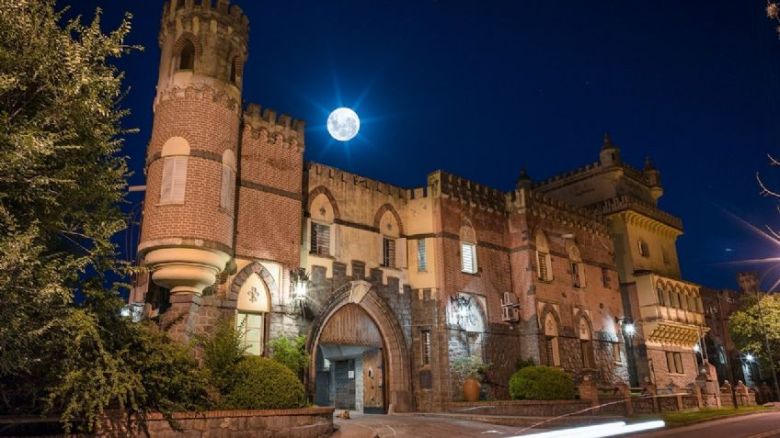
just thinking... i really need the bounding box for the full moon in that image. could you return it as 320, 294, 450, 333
327, 107, 360, 141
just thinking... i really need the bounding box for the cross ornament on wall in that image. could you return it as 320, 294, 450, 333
248, 286, 259, 303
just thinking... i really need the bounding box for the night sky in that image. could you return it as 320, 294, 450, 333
62, 0, 780, 291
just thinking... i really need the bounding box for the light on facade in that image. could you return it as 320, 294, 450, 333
745, 353, 755, 363
623, 322, 636, 337
290, 268, 309, 303
693, 344, 701, 353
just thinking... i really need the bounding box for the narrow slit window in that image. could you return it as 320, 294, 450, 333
417, 239, 427, 272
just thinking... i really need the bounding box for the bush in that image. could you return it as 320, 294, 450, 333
196, 317, 247, 396
221, 356, 307, 410
508, 366, 575, 400
269, 336, 309, 377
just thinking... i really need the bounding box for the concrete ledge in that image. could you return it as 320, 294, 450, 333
446, 400, 593, 417
419, 412, 626, 428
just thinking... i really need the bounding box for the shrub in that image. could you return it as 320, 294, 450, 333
508, 366, 575, 400
269, 336, 309, 377
196, 317, 247, 396
221, 356, 307, 410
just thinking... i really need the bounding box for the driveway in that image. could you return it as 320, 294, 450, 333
332, 412, 539, 438
630, 410, 780, 438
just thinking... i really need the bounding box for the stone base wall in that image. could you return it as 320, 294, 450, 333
100, 407, 335, 438
446, 400, 593, 417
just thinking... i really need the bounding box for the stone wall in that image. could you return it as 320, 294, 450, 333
446, 400, 592, 417
99, 407, 334, 438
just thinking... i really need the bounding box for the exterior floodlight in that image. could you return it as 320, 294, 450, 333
290, 268, 309, 303
623, 322, 636, 336
745, 353, 755, 363
693, 344, 701, 353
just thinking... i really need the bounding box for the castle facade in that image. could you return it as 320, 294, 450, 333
132, 0, 708, 413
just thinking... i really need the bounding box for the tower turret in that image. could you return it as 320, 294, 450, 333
599, 132, 621, 166
138, 0, 249, 296
643, 156, 663, 203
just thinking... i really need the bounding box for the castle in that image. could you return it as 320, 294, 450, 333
132, 0, 709, 413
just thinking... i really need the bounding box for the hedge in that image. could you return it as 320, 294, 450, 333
508, 366, 576, 400
221, 356, 307, 409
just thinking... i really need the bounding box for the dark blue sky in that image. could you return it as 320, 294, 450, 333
65, 0, 780, 291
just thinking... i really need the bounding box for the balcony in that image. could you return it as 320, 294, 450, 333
634, 272, 708, 347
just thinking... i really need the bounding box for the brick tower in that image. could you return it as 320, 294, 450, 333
138, 0, 248, 297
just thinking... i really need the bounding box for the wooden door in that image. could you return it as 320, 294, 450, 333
362, 348, 384, 413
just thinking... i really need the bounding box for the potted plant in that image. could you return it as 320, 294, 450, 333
451, 356, 490, 402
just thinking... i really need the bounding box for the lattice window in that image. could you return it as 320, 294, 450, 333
417, 239, 427, 272
421, 330, 431, 365
160, 156, 187, 204
382, 237, 396, 268
537, 251, 551, 281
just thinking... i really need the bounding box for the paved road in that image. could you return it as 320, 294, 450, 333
333, 413, 538, 437
333, 410, 780, 438
631, 411, 780, 438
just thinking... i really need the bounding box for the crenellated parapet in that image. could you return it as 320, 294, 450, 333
592, 195, 683, 234
511, 188, 610, 236
161, 0, 249, 41
306, 162, 409, 200
427, 171, 506, 213
243, 103, 305, 153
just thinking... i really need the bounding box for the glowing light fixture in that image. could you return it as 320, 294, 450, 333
623, 322, 636, 337
693, 344, 701, 353
327, 107, 360, 141
745, 353, 755, 362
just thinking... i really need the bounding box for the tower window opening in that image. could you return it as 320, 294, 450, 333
176, 0, 185, 10
229, 56, 239, 84
179, 40, 195, 71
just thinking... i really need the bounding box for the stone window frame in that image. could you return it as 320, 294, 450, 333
172, 33, 201, 74
566, 241, 585, 289
541, 308, 561, 367
576, 313, 595, 369
637, 239, 650, 258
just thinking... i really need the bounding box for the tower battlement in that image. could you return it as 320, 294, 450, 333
306, 162, 409, 200
428, 171, 506, 213
161, 0, 249, 39
243, 103, 305, 152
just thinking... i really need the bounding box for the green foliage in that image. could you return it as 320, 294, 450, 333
220, 357, 307, 410
197, 317, 248, 396
728, 294, 780, 371
269, 335, 309, 376
0, 0, 209, 433
508, 366, 576, 400
451, 356, 490, 381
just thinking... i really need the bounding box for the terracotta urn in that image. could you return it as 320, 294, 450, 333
463, 377, 481, 402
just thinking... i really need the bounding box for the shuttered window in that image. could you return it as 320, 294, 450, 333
220, 164, 235, 212
417, 239, 427, 272
537, 251, 551, 281
310, 222, 331, 256
160, 156, 187, 204
461, 243, 477, 274
581, 340, 594, 368
382, 237, 396, 268
571, 262, 584, 288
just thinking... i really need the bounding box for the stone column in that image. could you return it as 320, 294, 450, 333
578, 376, 599, 408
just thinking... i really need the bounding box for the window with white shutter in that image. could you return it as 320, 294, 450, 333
537, 251, 552, 281
160, 156, 187, 204
461, 242, 477, 274
310, 222, 331, 256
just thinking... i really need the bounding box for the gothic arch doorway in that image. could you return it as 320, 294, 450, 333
307, 280, 411, 413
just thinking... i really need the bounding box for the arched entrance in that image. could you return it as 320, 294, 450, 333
307, 280, 412, 413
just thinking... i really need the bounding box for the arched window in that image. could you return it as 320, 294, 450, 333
680, 292, 689, 310
567, 241, 585, 288
578, 317, 594, 368
175, 0, 185, 10
159, 137, 189, 204
544, 312, 560, 367
178, 40, 195, 71
377, 206, 404, 269
536, 230, 553, 281
236, 273, 270, 356
460, 222, 477, 274
308, 190, 337, 257
220, 150, 236, 213
656, 284, 666, 306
